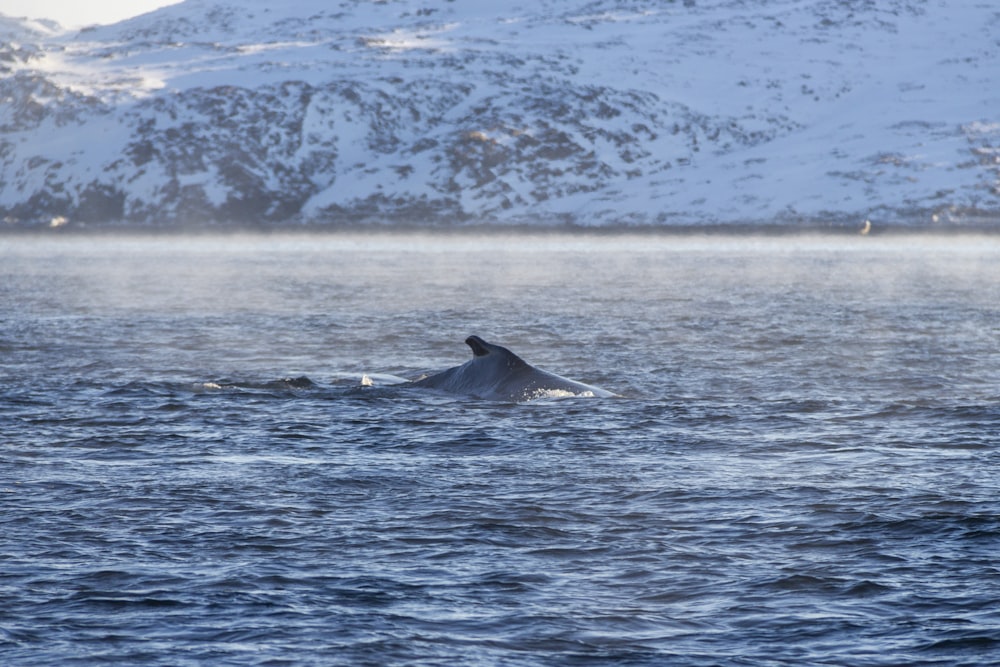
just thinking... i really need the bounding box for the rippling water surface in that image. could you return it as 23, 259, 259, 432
2, 232, 999, 666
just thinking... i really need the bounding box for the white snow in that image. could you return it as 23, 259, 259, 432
1, 0, 998, 226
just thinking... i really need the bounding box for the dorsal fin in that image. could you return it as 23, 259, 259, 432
465, 335, 491, 357
465, 335, 528, 368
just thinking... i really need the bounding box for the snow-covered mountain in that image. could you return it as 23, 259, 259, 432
2, 0, 998, 229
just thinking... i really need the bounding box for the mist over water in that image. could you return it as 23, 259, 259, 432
2, 232, 999, 666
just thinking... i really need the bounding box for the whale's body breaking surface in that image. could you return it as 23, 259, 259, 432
410, 336, 616, 402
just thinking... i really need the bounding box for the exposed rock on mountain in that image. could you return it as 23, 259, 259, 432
1, 0, 998, 228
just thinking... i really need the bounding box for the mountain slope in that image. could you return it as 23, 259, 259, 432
2, 0, 998, 228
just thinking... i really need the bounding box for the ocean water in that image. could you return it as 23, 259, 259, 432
2, 232, 999, 666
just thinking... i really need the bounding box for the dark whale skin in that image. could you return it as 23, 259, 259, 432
411, 335, 616, 401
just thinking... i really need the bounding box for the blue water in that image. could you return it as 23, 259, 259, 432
2, 233, 1000, 666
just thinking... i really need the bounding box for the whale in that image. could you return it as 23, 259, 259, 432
410, 335, 616, 401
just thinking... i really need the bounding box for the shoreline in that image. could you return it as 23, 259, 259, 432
4, 220, 1000, 238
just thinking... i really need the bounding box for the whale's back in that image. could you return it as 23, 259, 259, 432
411, 336, 615, 401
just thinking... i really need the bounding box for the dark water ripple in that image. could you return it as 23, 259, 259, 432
2, 234, 1000, 665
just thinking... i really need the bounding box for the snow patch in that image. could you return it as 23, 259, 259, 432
1, 0, 999, 227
